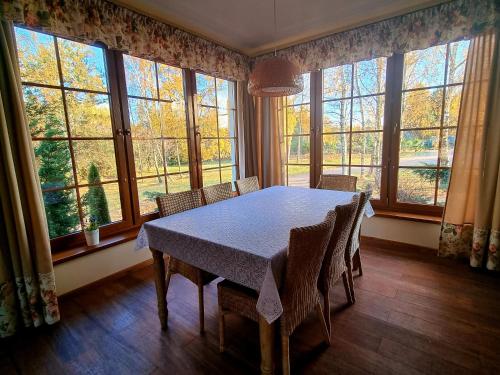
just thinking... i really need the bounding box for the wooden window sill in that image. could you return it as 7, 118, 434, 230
373, 209, 442, 224
52, 227, 141, 265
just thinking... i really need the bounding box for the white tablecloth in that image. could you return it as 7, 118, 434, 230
136, 186, 374, 323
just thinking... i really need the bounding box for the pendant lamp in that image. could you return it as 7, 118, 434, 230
248, 0, 303, 97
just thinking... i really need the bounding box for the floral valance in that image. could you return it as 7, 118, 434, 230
0, 0, 250, 81
256, 0, 499, 73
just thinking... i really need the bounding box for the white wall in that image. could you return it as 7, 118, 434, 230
54, 217, 441, 295
54, 240, 150, 295
361, 216, 441, 249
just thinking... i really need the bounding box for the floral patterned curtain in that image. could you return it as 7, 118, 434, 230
0, 0, 249, 81
439, 31, 500, 271
0, 20, 59, 337
255, 0, 498, 73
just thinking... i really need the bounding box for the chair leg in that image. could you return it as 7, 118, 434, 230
281, 334, 290, 375
322, 289, 332, 339
355, 249, 363, 276
346, 260, 356, 303
316, 303, 331, 345
198, 281, 205, 334
218, 309, 225, 353
342, 272, 353, 305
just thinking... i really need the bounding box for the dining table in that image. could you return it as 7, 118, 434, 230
136, 185, 374, 374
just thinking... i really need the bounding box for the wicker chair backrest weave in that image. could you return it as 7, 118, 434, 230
318, 197, 359, 294
202, 182, 233, 205
235, 176, 260, 195
156, 189, 202, 218
280, 210, 336, 335
345, 191, 372, 259
317, 174, 357, 192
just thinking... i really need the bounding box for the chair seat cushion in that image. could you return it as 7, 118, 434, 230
218, 279, 259, 322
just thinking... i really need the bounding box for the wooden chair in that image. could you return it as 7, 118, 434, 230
235, 176, 260, 195
217, 211, 336, 374
318, 197, 359, 339
155, 190, 218, 333
344, 191, 372, 303
202, 182, 233, 205
317, 174, 357, 192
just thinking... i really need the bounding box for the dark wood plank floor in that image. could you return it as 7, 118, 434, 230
2, 244, 500, 375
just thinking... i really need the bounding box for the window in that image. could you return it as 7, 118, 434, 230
321, 58, 387, 200
14, 27, 240, 251
393, 41, 469, 208
123, 55, 191, 215
15, 27, 127, 243
283, 74, 311, 187
195, 73, 239, 187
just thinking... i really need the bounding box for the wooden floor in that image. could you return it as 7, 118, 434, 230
2, 244, 500, 375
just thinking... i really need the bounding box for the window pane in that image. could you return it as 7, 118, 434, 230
218, 108, 237, 137
351, 132, 383, 166
128, 99, 161, 138
196, 74, 216, 106
322, 134, 350, 164
80, 182, 123, 224
220, 166, 237, 185
447, 40, 470, 84
323, 65, 352, 100
66, 92, 113, 137
73, 140, 118, 184
286, 136, 310, 164
58, 38, 107, 92
158, 64, 184, 101
202, 168, 221, 186
437, 169, 451, 206
287, 74, 310, 105
322, 165, 350, 175
444, 85, 463, 128
352, 96, 384, 131
350, 166, 381, 199
323, 100, 351, 133
123, 55, 156, 98
287, 165, 309, 187
15, 27, 59, 85
198, 106, 218, 138
354, 58, 386, 96
164, 139, 189, 174
216, 78, 236, 109
160, 101, 187, 138
219, 138, 237, 167
439, 127, 457, 167
286, 105, 310, 135
23, 86, 66, 138
403, 45, 446, 89
401, 89, 443, 129
399, 129, 439, 167
137, 177, 165, 215
133, 139, 164, 178
397, 168, 436, 204
201, 139, 220, 168
33, 140, 74, 188
43, 189, 81, 238
166, 173, 191, 193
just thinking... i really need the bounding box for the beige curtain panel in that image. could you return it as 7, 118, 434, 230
0, 20, 59, 337
439, 31, 500, 271
254, 97, 285, 188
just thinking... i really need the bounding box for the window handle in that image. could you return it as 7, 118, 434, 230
393, 122, 399, 136
116, 129, 124, 136
124, 129, 131, 136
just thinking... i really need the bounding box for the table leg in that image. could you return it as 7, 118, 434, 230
151, 249, 168, 330
259, 316, 275, 375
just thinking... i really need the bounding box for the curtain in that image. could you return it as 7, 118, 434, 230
254, 97, 285, 188
237, 81, 258, 178
0, 20, 59, 337
439, 31, 500, 271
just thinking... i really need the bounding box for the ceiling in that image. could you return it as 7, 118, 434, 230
114, 0, 446, 56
